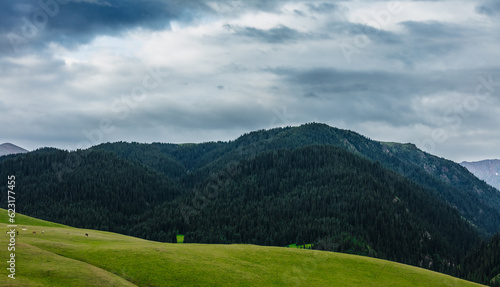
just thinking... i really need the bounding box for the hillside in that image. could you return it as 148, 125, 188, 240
92, 123, 500, 236
1, 123, 500, 285
0, 209, 486, 287
0, 148, 181, 238
0, 144, 482, 275
461, 233, 500, 286
461, 160, 500, 192
172, 146, 479, 272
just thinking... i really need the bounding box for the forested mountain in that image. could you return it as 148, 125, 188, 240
93, 123, 500, 236
172, 146, 479, 273
0, 148, 181, 234
1, 123, 499, 285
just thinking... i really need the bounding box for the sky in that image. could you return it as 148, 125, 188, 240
0, 0, 499, 162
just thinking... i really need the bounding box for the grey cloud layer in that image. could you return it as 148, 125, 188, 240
476, 0, 500, 16
1, 0, 499, 162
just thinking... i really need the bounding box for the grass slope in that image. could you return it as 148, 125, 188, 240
0, 209, 485, 287
286, 243, 313, 249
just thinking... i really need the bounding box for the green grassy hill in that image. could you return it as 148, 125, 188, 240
0, 209, 485, 287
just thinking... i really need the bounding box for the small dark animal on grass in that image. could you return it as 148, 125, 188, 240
33, 231, 36, 234
85, 233, 88, 236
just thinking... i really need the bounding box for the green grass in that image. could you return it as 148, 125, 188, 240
286, 243, 313, 249
0, 209, 66, 228
0, 209, 486, 287
176, 234, 184, 244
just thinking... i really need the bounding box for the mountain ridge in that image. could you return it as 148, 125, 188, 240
0, 145, 482, 276
91, 123, 500, 236
1, 123, 500, 286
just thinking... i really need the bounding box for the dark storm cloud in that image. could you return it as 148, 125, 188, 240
0, 0, 213, 54
1, 0, 327, 54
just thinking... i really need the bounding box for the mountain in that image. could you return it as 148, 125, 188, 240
0, 148, 181, 234
0, 209, 486, 287
92, 123, 500, 236
461, 160, 500, 191
1, 123, 500, 285
0, 145, 481, 272
0, 142, 28, 157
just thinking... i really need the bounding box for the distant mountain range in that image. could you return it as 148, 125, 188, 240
461, 160, 500, 191
0, 143, 28, 157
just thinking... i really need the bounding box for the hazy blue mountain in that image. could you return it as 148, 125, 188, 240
0, 143, 28, 157
461, 160, 500, 191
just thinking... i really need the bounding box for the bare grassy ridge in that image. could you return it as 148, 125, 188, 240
0, 209, 485, 287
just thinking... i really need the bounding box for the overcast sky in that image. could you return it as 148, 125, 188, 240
1, 0, 499, 162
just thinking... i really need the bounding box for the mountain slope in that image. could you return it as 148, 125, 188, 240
461, 160, 500, 192
0, 143, 28, 157
93, 123, 500, 236
461, 233, 500, 286
0, 148, 182, 239
1, 123, 500, 285
0, 209, 486, 287
0, 144, 482, 276
170, 145, 479, 273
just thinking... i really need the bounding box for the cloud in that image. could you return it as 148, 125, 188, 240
303, 92, 318, 98
327, 21, 401, 44
0, 0, 344, 54
268, 67, 420, 124
225, 24, 313, 43
0, 0, 213, 54
1, 0, 500, 162
374, 21, 475, 68
476, 0, 500, 16
266, 66, 500, 130
306, 2, 339, 14
400, 21, 464, 38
